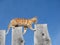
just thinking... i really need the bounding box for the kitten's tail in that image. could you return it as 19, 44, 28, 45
6, 23, 11, 35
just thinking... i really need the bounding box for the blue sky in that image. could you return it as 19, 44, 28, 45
0, 0, 60, 45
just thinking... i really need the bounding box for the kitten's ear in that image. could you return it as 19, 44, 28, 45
31, 16, 37, 20
32, 16, 37, 19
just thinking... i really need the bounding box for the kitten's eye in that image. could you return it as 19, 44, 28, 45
42, 33, 44, 36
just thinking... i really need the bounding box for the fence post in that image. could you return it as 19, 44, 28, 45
12, 27, 24, 45
0, 30, 5, 45
34, 24, 51, 45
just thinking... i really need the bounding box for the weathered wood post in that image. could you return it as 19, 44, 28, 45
0, 30, 5, 45
12, 27, 24, 45
34, 24, 51, 45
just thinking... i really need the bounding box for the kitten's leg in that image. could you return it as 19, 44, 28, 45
28, 25, 36, 31
23, 27, 27, 35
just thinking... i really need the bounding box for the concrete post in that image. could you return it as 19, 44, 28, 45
0, 30, 5, 45
12, 27, 24, 45
34, 24, 51, 45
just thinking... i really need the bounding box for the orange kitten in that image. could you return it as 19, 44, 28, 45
6, 17, 37, 35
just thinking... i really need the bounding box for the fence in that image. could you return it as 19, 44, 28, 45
0, 30, 5, 45
0, 24, 51, 45
34, 24, 51, 45
12, 27, 24, 45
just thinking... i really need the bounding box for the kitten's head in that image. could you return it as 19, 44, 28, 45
31, 16, 37, 23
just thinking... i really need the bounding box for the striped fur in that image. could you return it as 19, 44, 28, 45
6, 17, 37, 35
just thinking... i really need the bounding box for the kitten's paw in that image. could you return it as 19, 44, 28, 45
33, 29, 36, 31
34, 30, 36, 31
